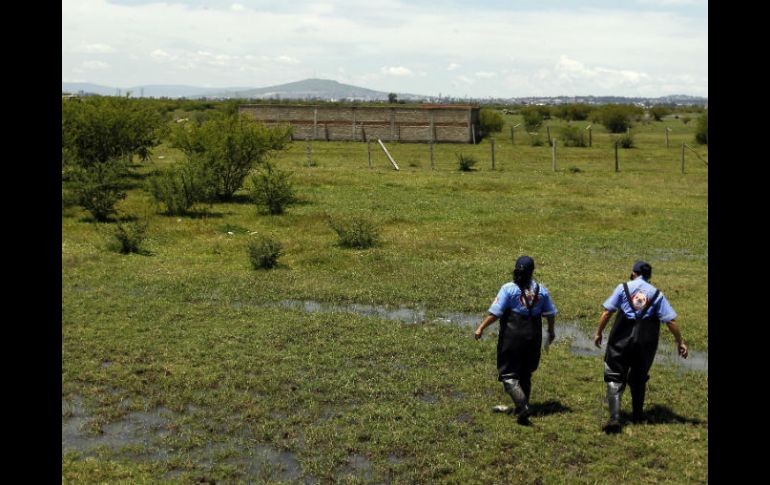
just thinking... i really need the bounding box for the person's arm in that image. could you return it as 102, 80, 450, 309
475, 313, 499, 340
665, 320, 688, 358
594, 309, 614, 347
546, 315, 556, 344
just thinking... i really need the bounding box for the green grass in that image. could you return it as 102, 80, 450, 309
62, 113, 707, 483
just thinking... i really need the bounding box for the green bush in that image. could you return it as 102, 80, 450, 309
559, 125, 587, 147
649, 106, 670, 121
479, 108, 505, 135
147, 158, 214, 215
616, 132, 635, 149
247, 237, 283, 269
694, 112, 708, 145
107, 219, 148, 254
68, 159, 128, 221
456, 154, 478, 171
552, 104, 592, 121
521, 107, 544, 132
529, 133, 544, 147
250, 162, 295, 215
681, 115, 692, 125
328, 216, 380, 249
597, 105, 641, 133
171, 113, 292, 201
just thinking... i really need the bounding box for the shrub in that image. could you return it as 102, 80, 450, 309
68, 158, 128, 221
681, 115, 692, 125
694, 112, 708, 145
529, 133, 544, 146
250, 162, 295, 215
597, 105, 641, 133
559, 125, 587, 147
616, 132, 635, 149
147, 158, 214, 215
568, 166, 583, 173
479, 108, 505, 135
171, 113, 292, 201
456, 154, 478, 171
521, 107, 544, 132
107, 219, 148, 254
649, 106, 670, 121
247, 237, 283, 269
328, 216, 380, 249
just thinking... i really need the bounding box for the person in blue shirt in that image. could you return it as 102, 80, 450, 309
474, 256, 557, 424
594, 261, 688, 432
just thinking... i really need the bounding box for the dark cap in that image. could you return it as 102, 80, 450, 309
632, 261, 652, 279
515, 256, 535, 272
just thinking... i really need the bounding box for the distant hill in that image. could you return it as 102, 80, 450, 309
62, 79, 423, 101
197, 78, 413, 101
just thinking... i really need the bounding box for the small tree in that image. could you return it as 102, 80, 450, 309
171, 113, 291, 201
250, 161, 295, 215
694, 111, 708, 145
388, 93, 398, 103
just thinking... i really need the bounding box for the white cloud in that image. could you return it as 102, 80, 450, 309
380, 66, 413, 77
455, 75, 474, 85
82, 43, 114, 53
61, 0, 707, 97
82, 60, 110, 70
150, 49, 176, 62
275, 55, 300, 64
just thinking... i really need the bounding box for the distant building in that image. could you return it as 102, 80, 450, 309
239, 104, 481, 143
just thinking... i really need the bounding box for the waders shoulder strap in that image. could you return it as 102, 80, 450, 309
622, 283, 660, 321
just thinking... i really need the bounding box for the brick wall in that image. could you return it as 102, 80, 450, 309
239, 104, 480, 143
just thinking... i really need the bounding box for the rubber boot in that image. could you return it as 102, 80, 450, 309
502, 378, 531, 423
604, 381, 624, 433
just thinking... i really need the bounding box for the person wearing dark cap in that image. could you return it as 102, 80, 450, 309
594, 261, 688, 432
474, 256, 558, 424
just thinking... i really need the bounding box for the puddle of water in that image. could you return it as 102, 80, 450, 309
254, 299, 707, 373
62, 398, 174, 460
338, 454, 374, 482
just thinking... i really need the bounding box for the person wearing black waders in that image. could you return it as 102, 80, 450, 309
594, 261, 688, 433
474, 256, 557, 424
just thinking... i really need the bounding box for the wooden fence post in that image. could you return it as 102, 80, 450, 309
665, 127, 670, 149
306, 141, 312, 167
547, 126, 552, 146
552, 139, 557, 172
681, 142, 685, 174
614, 140, 619, 172
491, 139, 496, 170
368, 141, 372, 169
430, 141, 435, 170
586, 125, 592, 147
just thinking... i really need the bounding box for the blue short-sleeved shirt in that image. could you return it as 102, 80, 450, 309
602, 278, 677, 322
488, 280, 558, 318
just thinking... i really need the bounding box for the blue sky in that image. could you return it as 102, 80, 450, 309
62, 0, 708, 97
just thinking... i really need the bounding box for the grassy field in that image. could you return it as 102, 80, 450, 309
62, 112, 708, 483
